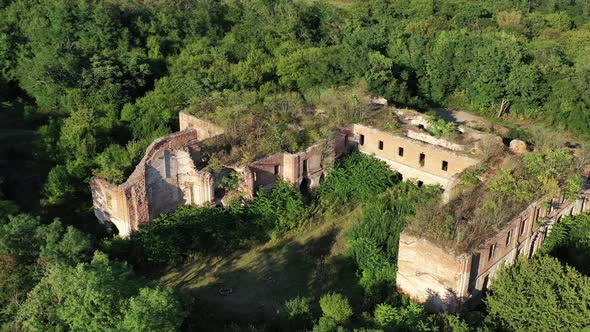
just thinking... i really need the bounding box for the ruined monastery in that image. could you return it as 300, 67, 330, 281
91, 105, 590, 311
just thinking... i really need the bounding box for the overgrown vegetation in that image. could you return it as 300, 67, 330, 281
486, 255, 590, 332
347, 183, 441, 306
408, 148, 583, 252
539, 213, 590, 275
2, 0, 590, 330
316, 152, 401, 211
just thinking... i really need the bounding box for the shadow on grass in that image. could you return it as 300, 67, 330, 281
171, 226, 365, 330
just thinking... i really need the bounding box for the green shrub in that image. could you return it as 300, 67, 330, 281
248, 180, 307, 240
312, 317, 344, 332
285, 296, 311, 321
487, 255, 590, 332
539, 213, 590, 274
132, 206, 245, 264
319, 293, 353, 324
373, 302, 432, 332
426, 116, 457, 138
316, 153, 399, 211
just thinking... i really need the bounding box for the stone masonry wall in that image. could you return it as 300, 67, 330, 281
397, 187, 590, 312
396, 233, 471, 312
179, 111, 225, 138
91, 128, 212, 237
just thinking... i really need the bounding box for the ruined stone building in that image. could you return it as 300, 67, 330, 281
92, 108, 493, 237
91, 105, 589, 311
397, 187, 590, 312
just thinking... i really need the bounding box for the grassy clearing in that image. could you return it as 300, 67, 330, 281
160, 207, 364, 326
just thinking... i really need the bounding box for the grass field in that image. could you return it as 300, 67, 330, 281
160, 207, 365, 327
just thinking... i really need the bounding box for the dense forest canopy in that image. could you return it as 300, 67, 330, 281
2, 0, 590, 331
1, 0, 590, 216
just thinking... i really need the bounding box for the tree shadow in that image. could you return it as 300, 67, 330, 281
169, 226, 364, 329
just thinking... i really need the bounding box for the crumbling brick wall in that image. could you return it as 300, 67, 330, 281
91, 129, 215, 237
396, 188, 590, 312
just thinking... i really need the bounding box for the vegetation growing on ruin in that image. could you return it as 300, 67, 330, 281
3, 0, 590, 330
539, 213, 590, 275
407, 148, 584, 253
426, 115, 458, 139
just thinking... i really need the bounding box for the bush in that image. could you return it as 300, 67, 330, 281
373, 302, 432, 332
347, 183, 441, 304
538, 213, 590, 274
426, 116, 457, 138
316, 153, 400, 211
285, 296, 312, 320
132, 206, 245, 264
284, 296, 312, 329
248, 180, 307, 240
319, 293, 353, 324
312, 317, 345, 332
486, 255, 590, 332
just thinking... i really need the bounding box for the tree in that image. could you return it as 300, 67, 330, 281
318, 293, 353, 324
17, 251, 186, 331
119, 287, 185, 332
486, 255, 590, 332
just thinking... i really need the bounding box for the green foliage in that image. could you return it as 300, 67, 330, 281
426, 116, 457, 138
284, 296, 313, 330
489, 148, 580, 203
373, 302, 434, 332
347, 183, 441, 304
16, 252, 186, 331
119, 287, 186, 332
132, 205, 245, 264
486, 254, 590, 332
249, 180, 307, 240
540, 213, 590, 274
94, 140, 147, 184
319, 293, 353, 324
317, 153, 400, 211
219, 171, 241, 193
312, 316, 345, 332
0, 214, 92, 326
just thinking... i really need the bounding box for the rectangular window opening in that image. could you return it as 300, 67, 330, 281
302, 159, 308, 175
359, 134, 365, 146
378, 140, 384, 150
398, 147, 404, 157
344, 134, 349, 145
419, 153, 426, 167
274, 164, 280, 175
488, 243, 497, 260
506, 231, 512, 246
442, 160, 448, 171
519, 218, 527, 235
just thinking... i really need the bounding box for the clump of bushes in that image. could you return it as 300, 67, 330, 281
248, 180, 307, 240
130, 180, 308, 265
426, 116, 457, 138
316, 153, 400, 211
347, 183, 442, 304
408, 148, 584, 253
